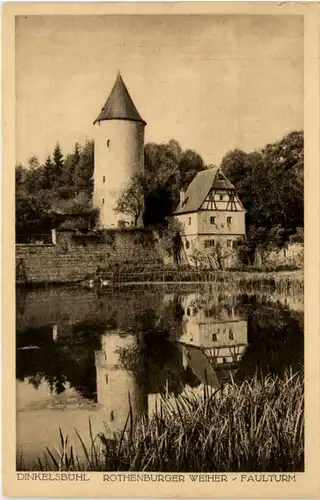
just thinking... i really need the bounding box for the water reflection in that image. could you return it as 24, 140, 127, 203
16, 286, 303, 467
95, 332, 147, 434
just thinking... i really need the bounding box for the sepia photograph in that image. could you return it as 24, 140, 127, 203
14, 12, 304, 474
3, 3, 320, 497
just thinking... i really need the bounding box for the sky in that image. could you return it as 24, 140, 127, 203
16, 14, 303, 167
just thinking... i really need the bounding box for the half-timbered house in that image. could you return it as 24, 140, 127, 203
173, 166, 246, 261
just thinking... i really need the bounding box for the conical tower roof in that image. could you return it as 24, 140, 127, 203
94, 73, 146, 125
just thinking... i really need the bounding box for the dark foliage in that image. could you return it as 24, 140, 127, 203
221, 131, 304, 258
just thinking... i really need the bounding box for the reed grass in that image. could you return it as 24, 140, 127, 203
92, 263, 304, 295
19, 371, 304, 473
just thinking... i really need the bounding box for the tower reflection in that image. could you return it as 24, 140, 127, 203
95, 331, 147, 435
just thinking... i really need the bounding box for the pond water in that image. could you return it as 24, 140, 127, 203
16, 285, 304, 469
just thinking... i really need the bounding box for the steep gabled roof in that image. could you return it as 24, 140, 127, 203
174, 167, 236, 215
174, 167, 234, 215
174, 168, 218, 215
93, 72, 146, 125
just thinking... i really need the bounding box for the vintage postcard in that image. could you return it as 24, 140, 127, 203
2, 1, 320, 498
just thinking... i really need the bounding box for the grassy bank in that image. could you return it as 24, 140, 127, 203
19, 372, 304, 473
97, 269, 303, 295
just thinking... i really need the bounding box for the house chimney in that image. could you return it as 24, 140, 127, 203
180, 189, 186, 205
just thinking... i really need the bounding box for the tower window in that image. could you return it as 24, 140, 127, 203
219, 194, 224, 201
227, 239, 232, 247
210, 216, 216, 225
107, 139, 110, 147
229, 329, 234, 340
102, 198, 105, 204
227, 216, 232, 224
103, 175, 106, 183
185, 240, 190, 249
188, 217, 191, 225
105, 374, 108, 384
212, 333, 217, 342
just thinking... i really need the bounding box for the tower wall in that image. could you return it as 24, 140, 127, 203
93, 119, 145, 228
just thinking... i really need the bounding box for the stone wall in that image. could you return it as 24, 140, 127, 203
16, 228, 162, 284
254, 243, 304, 269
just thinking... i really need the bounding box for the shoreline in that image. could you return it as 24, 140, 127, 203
16, 269, 304, 289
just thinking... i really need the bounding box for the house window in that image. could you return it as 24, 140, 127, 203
227, 216, 232, 224
188, 217, 191, 225
229, 329, 234, 340
227, 239, 232, 247
186, 308, 191, 316
185, 240, 190, 249
103, 175, 106, 183
205, 239, 215, 248
212, 333, 217, 342
107, 139, 110, 147
210, 216, 216, 225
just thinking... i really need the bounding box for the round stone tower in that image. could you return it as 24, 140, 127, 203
93, 72, 146, 228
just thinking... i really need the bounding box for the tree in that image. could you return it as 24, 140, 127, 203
115, 173, 144, 226
221, 131, 304, 254
156, 217, 184, 261
15, 163, 26, 189
190, 241, 232, 270
16, 191, 52, 241
22, 156, 42, 194
179, 148, 205, 189
74, 140, 94, 195
41, 155, 54, 190
143, 140, 206, 225
52, 143, 64, 186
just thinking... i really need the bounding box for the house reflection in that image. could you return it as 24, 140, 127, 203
177, 293, 248, 383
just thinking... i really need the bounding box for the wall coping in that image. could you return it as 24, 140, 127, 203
16, 243, 55, 248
